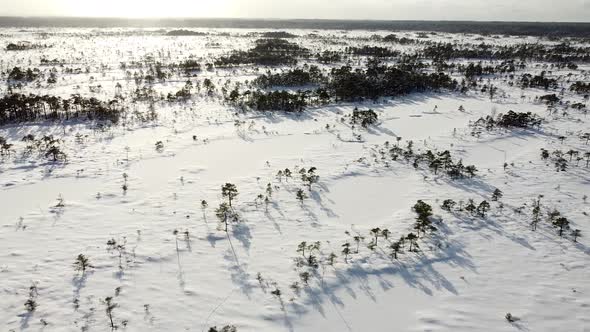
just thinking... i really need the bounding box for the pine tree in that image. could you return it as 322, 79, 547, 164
572, 229, 581, 242
477, 201, 490, 217
531, 205, 541, 231
491, 188, 503, 201
215, 203, 231, 232
406, 233, 419, 252
553, 217, 569, 237
370, 228, 381, 245
341, 243, 351, 262
103, 296, 118, 330
441, 199, 456, 211
389, 241, 401, 259
221, 183, 238, 207
465, 199, 477, 214
73, 254, 93, 274
296, 188, 307, 203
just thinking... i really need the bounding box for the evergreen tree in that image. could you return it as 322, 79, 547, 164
477, 201, 490, 217
491, 188, 503, 201
553, 217, 569, 236
221, 183, 238, 207
73, 254, 93, 274
441, 199, 456, 211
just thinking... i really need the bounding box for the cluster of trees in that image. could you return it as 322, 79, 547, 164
441, 198, 491, 217
6, 42, 50, 51
208, 325, 237, 332
40, 58, 63, 66
384, 141, 478, 179
422, 42, 495, 61
382, 34, 415, 44
167, 81, 194, 101
215, 38, 309, 67
316, 50, 342, 64
176, 59, 202, 75
540, 148, 590, 171
345, 201, 437, 262
253, 66, 324, 88
261, 31, 297, 38
227, 60, 456, 111
526, 197, 581, 240
165, 29, 207, 36
421, 42, 590, 62
457, 61, 517, 79
0, 93, 124, 125
545, 208, 579, 239
7, 67, 40, 82
350, 108, 379, 128
0, 134, 67, 162
520, 72, 558, 89
327, 61, 457, 101
345, 46, 399, 57
472, 110, 543, 131
570, 81, 590, 94
239, 90, 309, 112
539, 94, 560, 105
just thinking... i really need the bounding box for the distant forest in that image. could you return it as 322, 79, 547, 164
0, 17, 589, 38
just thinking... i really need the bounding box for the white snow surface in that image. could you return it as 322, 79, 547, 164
0, 28, 589, 332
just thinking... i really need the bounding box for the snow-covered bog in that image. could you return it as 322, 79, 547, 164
0, 27, 589, 332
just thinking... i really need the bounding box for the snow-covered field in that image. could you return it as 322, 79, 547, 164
1, 28, 589, 332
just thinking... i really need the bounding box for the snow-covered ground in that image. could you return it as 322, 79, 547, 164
1, 28, 589, 332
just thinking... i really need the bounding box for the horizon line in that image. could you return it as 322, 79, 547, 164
0, 16, 588, 24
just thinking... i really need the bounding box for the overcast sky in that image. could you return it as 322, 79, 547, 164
0, 0, 589, 22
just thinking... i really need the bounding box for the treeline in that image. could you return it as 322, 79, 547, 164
253, 66, 324, 88
422, 42, 590, 62
345, 46, 400, 57
7, 67, 41, 82
457, 61, 518, 78
381, 34, 415, 44
571, 82, 590, 94
0, 93, 123, 125
227, 62, 456, 111
327, 62, 456, 101
215, 38, 309, 67
520, 72, 558, 89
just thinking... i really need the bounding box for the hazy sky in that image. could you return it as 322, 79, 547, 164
0, 0, 589, 22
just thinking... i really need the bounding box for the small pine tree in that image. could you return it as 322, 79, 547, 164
477, 201, 491, 217
572, 229, 581, 242
299, 272, 311, 285
390, 241, 401, 259
215, 203, 232, 232
553, 217, 569, 237
73, 254, 93, 274
221, 183, 238, 207
491, 188, 503, 201
441, 199, 456, 211
406, 233, 419, 252
370, 227, 382, 245
465, 199, 477, 214
103, 296, 118, 330
341, 243, 351, 262
296, 188, 307, 203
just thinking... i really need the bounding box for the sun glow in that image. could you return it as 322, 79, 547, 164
66, 0, 231, 18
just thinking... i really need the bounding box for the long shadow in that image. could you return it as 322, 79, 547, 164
231, 221, 252, 251
222, 248, 254, 299
309, 189, 339, 219
72, 272, 90, 304
284, 227, 474, 323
